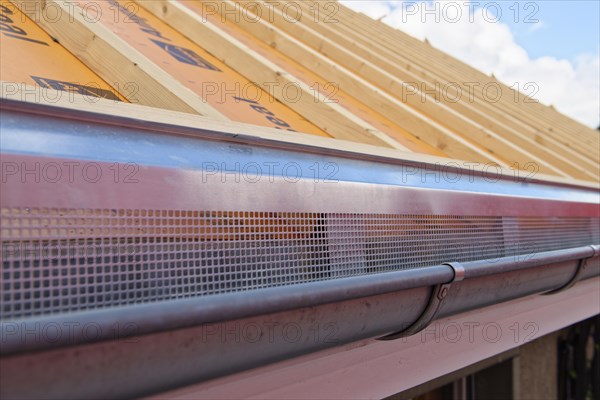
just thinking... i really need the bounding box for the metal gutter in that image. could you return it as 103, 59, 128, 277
1, 99, 599, 398
1, 261, 598, 400
1, 245, 597, 355
1, 97, 598, 191
139, 279, 599, 400
463, 244, 599, 278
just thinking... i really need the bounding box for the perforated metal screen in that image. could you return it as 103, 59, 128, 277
1, 207, 598, 320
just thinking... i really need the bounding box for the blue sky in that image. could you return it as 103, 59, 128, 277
497, 1, 599, 61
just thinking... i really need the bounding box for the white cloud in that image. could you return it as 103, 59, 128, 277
340, 1, 599, 128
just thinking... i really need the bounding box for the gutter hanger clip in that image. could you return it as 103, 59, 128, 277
544, 244, 599, 295
379, 261, 465, 340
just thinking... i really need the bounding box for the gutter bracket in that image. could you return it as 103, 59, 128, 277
544, 245, 599, 295
378, 262, 465, 340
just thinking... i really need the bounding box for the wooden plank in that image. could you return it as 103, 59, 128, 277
335, 4, 597, 141
244, 0, 595, 180
136, 0, 409, 149
289, 1, 599, 165
336, 3, 600, 157
324, 2, 600, 164
5, 82, 596, 188
12, 0, 334, 138
10, 0, 228, 119
177, 3, 445, 156
137, 1, 445, 155
281, 0, 598, 180
227, 0, 587, 177
186, 0, 506, 166
0, 0, 126, 102
278, 1, 599, 167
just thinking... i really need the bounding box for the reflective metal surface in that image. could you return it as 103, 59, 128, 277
1, 101, 599, 399
1, 103, 599, 318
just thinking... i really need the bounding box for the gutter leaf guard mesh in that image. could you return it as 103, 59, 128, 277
1, 207, 599, 319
